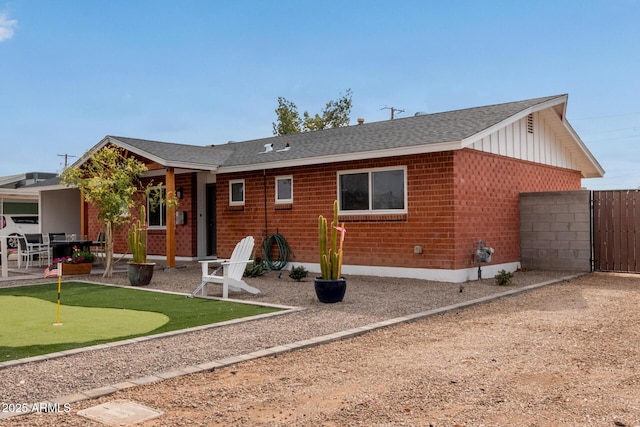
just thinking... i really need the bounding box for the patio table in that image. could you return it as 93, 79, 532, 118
50, 240, 92, 259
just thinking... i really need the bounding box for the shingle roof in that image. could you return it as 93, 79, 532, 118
106, 136, 235, 170
215, 94, 566, 168
99, 95, 585, 173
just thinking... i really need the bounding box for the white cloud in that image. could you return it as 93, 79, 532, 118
0, 13, 18, 42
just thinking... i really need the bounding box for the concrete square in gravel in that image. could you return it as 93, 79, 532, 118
77, 399, 163, 426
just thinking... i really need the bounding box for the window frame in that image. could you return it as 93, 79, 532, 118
275, 175, 293, 204
147, 187, 166, 230
229, 179, 245, 206
337, 166, 408, 215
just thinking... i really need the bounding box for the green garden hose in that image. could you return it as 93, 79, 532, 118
262, 233, 291, 270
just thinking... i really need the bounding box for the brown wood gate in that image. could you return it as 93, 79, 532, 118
592, 190, 640, 272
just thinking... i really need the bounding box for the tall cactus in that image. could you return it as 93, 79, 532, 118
128, 205, 148, 263
318, 200, 346, 280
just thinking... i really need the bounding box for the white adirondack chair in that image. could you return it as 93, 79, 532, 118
192, 236, 260, 299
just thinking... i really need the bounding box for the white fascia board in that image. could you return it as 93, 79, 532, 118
107, 137, 219, 171
563, 120, 605, 178
460, 95, 568, 148
68, 136, 111, 170
217, 140, 462, 174
70, 137, 219, 173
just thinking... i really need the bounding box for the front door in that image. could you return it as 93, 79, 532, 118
206, 183, 216, 256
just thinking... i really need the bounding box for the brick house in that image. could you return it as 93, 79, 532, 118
75, 94, 603, 282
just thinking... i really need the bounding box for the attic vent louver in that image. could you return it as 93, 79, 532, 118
527, 114, 534, 134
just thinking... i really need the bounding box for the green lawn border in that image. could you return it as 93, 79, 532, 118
0, 280, 303, 369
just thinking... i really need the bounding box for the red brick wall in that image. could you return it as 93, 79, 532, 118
86, 173, 198, 257
216, 150, 582, 271
452, 149, 581, 269
216, 153, 457, 268
84, 151, 582, 269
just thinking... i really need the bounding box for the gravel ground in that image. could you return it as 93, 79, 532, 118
2, 265, 639, 426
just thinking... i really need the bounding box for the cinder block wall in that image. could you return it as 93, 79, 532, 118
520, 190, 591, 271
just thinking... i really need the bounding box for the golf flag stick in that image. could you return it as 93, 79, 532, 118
53, 262, 63, 326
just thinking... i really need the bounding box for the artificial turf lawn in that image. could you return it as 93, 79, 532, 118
0, 282, 281, 361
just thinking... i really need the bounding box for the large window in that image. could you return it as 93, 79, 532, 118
147, 187, 166, 228
338, 167, 406, 213
275, 175, 293, 203
229, 179, 245, 206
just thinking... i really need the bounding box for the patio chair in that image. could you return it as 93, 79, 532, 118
191, 236, 260, 299
48, 232, 67, 242
18, 233, 50, 269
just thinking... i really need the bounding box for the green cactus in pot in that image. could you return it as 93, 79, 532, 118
128, 205, 148, 264
318, 200, 346, 280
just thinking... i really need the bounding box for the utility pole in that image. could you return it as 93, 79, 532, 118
381, 106, 405, 120
57, 153, 76, 169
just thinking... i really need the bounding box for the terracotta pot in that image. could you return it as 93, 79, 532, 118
62, 263, 93, 275
127, 262, 156, 286
314, 277, 347, 303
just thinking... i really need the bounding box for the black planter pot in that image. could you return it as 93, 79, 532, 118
127, 262, 156, 286
314, 277, 347, 303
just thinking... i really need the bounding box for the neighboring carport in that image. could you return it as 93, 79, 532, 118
0, 187, 40, 277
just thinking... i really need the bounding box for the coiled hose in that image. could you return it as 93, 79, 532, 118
262, 233, 291, 270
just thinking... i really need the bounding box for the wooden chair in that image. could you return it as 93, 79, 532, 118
18, 234, 50, 269
192, 236, 260, 299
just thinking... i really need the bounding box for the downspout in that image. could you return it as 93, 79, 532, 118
263, 169, 268, 235
262, 170, 268, 261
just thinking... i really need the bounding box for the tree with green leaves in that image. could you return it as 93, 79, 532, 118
272, 89, 353, 135
61, 146, 148, 278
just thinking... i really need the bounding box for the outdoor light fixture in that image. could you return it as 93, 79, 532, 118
176, 187, 184, 199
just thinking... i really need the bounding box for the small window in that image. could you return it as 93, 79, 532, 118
275, 176, 293, 204
229, 179, 245, 206
338, 166, 407, 214
147, 187, 166, 228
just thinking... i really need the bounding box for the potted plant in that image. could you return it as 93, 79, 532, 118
315, 200, 347, 303
127, 204, 155, 286
44, 245, 95, 276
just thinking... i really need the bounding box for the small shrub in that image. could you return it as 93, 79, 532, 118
289, 264, 308, 282
495, 269, 514, 286
244, 259, 265, 277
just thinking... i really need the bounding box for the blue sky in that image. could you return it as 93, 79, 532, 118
1, 1, 638, 190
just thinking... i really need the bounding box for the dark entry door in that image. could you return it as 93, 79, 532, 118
206, 183, 217, 256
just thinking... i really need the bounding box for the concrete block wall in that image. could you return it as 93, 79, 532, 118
520, 190, 591, 271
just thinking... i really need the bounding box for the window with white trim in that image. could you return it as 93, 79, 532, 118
275, 175, 293, 203
147, 187, 166, 228
338, 166, 407, 213
229, 179, 245, 206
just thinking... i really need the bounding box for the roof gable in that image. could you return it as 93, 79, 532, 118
72, 136, 235, 172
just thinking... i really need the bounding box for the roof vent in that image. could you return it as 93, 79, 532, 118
357, 118, 365, 124
260, 143, 274, 154
277, 142, 291, 152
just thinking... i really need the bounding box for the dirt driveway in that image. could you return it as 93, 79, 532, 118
8, 272, 640, 426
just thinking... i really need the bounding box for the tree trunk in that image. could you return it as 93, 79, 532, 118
102, 221, 114, 278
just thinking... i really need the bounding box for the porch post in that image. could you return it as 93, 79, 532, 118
80, 189, 87, 238
165, 167, 176, 268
